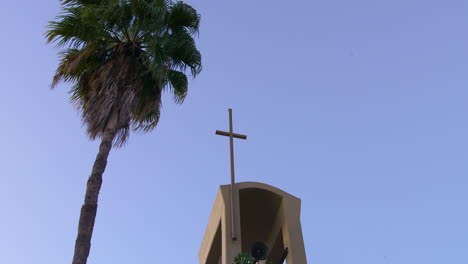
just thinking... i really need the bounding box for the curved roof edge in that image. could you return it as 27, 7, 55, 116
221, 181, 301, 201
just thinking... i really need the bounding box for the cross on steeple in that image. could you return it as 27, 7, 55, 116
216, 108, 247, 241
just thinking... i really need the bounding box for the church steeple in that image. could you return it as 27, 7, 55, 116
200, 109, 307, 264
199, 182, 307, 264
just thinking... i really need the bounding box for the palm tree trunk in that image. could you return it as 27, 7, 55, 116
72, 124, 117, 264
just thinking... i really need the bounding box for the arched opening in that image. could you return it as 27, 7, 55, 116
239, 187, 285, 263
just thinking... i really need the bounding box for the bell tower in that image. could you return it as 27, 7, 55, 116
200, 109, 307, 263
198, 182, 307, 264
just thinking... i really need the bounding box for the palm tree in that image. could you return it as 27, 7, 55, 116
45, 1, 201, 263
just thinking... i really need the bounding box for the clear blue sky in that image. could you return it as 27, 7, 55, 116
1, 0, 467, 263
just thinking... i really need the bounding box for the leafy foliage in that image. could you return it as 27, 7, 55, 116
234, 253, 272, 264
46, 0, 202, 146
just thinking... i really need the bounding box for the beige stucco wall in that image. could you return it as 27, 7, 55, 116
199, 182, 307, 264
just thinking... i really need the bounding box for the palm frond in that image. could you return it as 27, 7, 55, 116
132, 72, 162, 131
163, 28, 202, 76
52, 41, 108, 88
46, 6, 97, 48
61, 0, 103, 7
47, 0, 202, 145
167, 69, 188, 103
168, 1, 200, 34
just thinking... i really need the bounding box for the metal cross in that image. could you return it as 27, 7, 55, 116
215, 108, 247, 241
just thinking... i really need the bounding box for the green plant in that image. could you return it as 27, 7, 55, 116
234, 253, 273, 264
